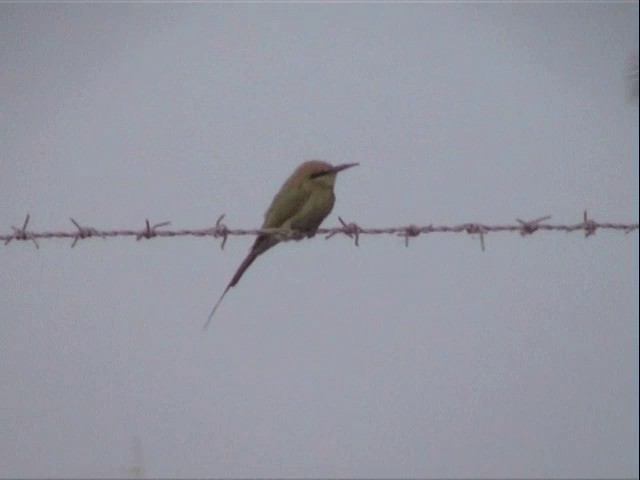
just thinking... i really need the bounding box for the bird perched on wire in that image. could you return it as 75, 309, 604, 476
203, 160, 359, 328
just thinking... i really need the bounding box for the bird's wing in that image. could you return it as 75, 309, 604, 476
262, 185, 311, 228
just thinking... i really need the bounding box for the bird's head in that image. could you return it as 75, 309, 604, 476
294, 160, 359, 188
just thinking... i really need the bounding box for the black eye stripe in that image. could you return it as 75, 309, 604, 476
310, 170, 330, 179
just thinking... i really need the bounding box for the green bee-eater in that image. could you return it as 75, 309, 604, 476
204, 160, 358, 328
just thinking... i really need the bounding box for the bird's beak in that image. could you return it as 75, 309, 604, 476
330, 163, 359, 174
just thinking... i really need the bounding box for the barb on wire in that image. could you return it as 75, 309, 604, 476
400, 224, 422, 248
326, 216, 362, 246
136, 219, 171, 241
70, 218, 104, 248
5, 214, 39, 249
517, 215, 552, 236
1, 211, 638, 250
464, 224, 487, 251
212, 214, 229, 249
581, 211, 598, 238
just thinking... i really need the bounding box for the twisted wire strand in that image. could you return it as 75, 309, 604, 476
1, 211, 637, 251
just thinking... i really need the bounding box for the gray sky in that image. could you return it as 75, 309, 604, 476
1, 3, 638, 478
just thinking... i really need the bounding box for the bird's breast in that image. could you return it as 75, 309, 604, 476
288, 188, 335, 234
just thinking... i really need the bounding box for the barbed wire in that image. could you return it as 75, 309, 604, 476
1, 211, 637, 252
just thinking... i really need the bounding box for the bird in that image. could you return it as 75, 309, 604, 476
203, 160, 359, 329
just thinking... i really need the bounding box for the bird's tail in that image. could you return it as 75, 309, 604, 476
203, 235, 279, 329
229, 234, 279, 287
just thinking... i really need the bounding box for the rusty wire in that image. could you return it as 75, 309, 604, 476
1, 211, 637, 252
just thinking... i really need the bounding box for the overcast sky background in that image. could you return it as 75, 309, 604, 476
1, 3, 638, 478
